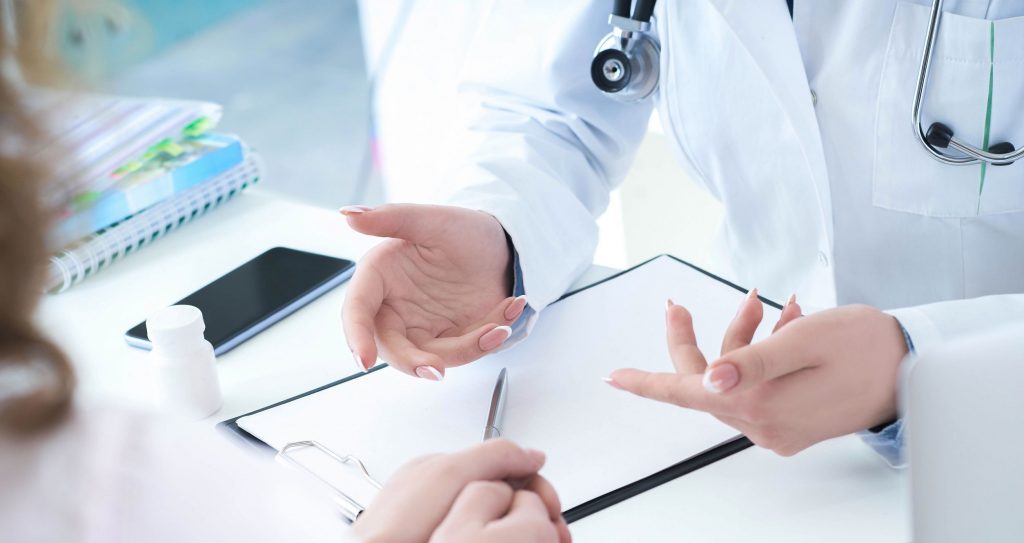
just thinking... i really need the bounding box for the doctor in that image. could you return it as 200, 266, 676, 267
341, 0, 1024, 463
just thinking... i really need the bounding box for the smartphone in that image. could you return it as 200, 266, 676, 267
125, 247, 355, 356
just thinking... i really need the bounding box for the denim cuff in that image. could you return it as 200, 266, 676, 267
857, 419, 906, 468
509, 243, 533, 335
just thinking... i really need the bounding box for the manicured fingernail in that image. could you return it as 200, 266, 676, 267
786, 293, 796, 307
666, 298, 674, 310
339, 205, 374, 216
736, 288, 758, 317
504, 296, 528, 321
350, 350, 367, 373
415, 366, 443, 381
703, 363, 739, 393
526, 448, 546, 468
603, 376, 623, 390
479, 325, 512, 351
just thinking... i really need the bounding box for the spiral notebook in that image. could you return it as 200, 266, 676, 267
222, 255, 783, 522
46, 154, 263, 293
29, 92, 223, 198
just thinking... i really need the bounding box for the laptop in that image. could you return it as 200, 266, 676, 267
904, 323, 1024, 542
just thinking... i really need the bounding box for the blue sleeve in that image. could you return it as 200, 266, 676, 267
857, 419, 906, 468
856, 325, 916, 467
509, 246, 534, 335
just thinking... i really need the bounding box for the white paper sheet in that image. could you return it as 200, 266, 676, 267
237, 256, 781, 511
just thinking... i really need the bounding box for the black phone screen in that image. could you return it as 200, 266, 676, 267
126, 247, 354, 353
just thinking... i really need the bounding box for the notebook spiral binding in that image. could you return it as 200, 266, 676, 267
46, 154, 263, 294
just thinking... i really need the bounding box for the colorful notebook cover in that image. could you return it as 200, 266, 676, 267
47, 154, 263, 293
54, 133, 245, 247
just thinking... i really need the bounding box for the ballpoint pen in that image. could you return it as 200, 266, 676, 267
483, 367, 509, 441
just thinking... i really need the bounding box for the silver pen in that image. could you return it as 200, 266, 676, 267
483, 367, 509, 440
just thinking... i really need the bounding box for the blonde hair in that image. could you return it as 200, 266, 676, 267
0, 0, 76, 434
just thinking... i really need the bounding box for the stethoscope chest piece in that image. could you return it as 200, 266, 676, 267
592, 1, 660, 103
592, 29, 660, 102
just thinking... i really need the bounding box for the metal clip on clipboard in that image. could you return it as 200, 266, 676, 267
277, 440, 383, 522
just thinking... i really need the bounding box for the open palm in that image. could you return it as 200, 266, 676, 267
341, 204, 527, 380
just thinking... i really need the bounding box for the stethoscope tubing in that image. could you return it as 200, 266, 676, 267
913, 0, 1023, 166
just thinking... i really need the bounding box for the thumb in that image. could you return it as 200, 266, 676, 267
440, 481, 516, 528
340, 203, 450, 247
451, 439, 547, 483
703, 333, 814, 394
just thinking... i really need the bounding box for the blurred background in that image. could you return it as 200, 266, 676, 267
60, 0, 723, 271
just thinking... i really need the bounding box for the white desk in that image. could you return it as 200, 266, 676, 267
38, 192, 910, 542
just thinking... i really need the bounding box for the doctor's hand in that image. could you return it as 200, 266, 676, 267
607, 295, 907, 456
341, 204, 522, 380
353, 439, 570, 543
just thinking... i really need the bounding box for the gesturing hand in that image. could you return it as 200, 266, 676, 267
353, 439, 570, 543
341, 204, 527, 380
607, 292, 908, 456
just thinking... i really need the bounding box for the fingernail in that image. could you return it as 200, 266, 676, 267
603, 376, 623, 390
526, 448, 546, 468
339, 205, 374, 216
350, 350, 367, 373
479, 325, 512, 351
786, 293, 796, 307
666, 298, 674, 310
415, 366, 443, 381
504, 296, 528, 321
703, 363, 739, 393
736, 288, 757, 317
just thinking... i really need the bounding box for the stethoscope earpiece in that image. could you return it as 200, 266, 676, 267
925, 122, 954, 149
925, 120, 1016, 167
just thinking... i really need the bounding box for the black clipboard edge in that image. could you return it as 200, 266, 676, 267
218, 254, 780, 519
218, 363, 391, 456
559, 254, 783, 311
563, 435, 753, 523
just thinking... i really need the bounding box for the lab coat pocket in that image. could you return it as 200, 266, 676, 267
873, 2, 1024, 217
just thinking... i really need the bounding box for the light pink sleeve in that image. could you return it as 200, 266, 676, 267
0, 404, 361, 543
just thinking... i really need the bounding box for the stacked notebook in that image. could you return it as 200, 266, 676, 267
40, 93, 264, 293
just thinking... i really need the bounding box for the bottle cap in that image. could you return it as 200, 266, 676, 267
146, 305, 206, 347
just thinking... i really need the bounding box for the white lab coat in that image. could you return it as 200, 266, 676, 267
444, 0, 1024, 354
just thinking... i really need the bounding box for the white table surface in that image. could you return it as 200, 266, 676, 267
38, 192, 911, 542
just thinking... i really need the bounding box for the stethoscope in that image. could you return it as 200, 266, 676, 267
591, 0, 1019, 167
590, 0, 659, 103
915, 0, 1019, 166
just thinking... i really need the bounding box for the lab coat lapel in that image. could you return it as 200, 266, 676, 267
704, 0, 835, 243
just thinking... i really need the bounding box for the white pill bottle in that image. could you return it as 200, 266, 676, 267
146, 305, 222, 419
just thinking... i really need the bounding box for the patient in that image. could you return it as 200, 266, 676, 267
0, 3, 568, 542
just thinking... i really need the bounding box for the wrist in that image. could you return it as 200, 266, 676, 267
868, 317, 914, 434
478, 211, 515, 296
874, 313, 908, 427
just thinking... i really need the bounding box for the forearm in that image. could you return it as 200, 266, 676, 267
441, 0, 653, 310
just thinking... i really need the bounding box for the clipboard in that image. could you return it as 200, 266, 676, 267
220, 255, 783, 523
